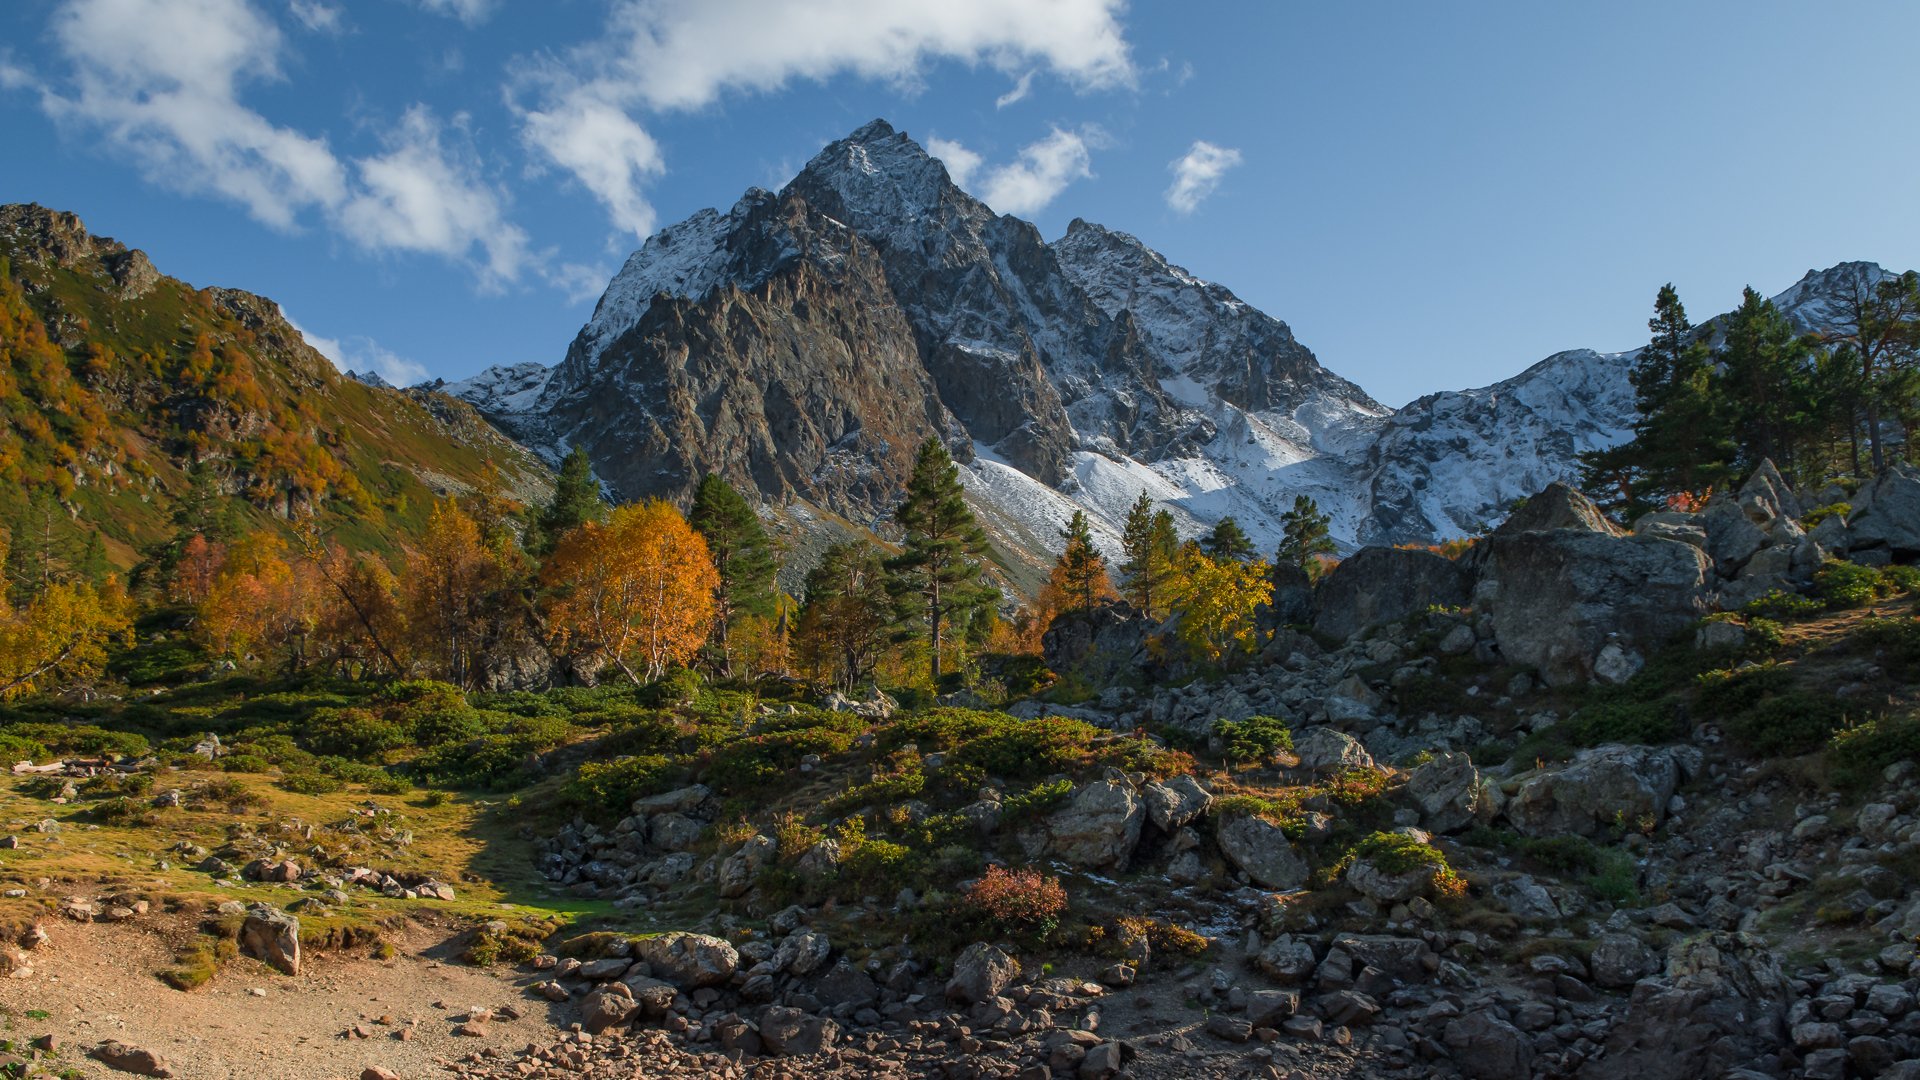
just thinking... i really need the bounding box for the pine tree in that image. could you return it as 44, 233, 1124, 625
796, 542, 891, 693
1054, 510, 1110, 614
1201, 516, 1256, 562
885, 439, 996, 687
1826, 270, 1920, 473
1276, 495, 1335, 578
539, 447, 608, 546
689, 474, 779, 678
1119, 493, 1158, 612
1718, 287, 1818, 479
1582, 284, 1730, 512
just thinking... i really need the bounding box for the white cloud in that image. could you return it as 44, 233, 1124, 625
995, 70, 1034, 109
284, 313, 431, 385
414, 0, 493, 26
1164, 140, 1241, 214
41, 0, 348, 229
979, 127, 1093, 216
25, 0, 533, 287
543, 261, 617, 305
339, 106, 531, 289
926, 136, 983, 190
287, 0, 342, 34
516, 0, 1132, 235
519, 89, 664, 239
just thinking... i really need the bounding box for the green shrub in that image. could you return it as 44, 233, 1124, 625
0, 733, 50, 763
1694, 663, 1792, 720
93, 796, 159, 826
3, 723, 149, 758
824, 766, 926, 815
279, 770, 344, 795
703, 728, 855, 796
1342, 830, 1465, 898
1855, 616, 1920, 666
644, 667, 704, 708
831, 818, 921, 896
307, 708, 409, 761
566, 755, 676, 815
1829, 713, 1920, 789
1742, 590, 1825, 620
1817, 559, 1882, 609
1801, 502, 1851, 528
1723, 692, 1852, 756
219, 753, 273, 774
408, 706, 488, 748
1879, 564, 1920, 595
1212, 715, 1293, 766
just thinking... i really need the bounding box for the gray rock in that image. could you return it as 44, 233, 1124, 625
717, 834, 776, 898
947, 942, 1019, 1004
1443, 1013, 1534, 1080
1294, 727, 1375, 773
758, 1005, 840, 1055
1481, 527, 1710, 686
1215, 811, 1309, 890
1041, 778, 1144, 869
1849, 461, 1920, 558
1142, 775, 1212, 833
630, 932, 738, 988
580, 986, 638, 1033
1346, 856, 1435, 903
91, 1041, 173, 1077
1507, 744, 1682, 838
1406, 751, 1490, 833
646, 812, 704, 851
238, 904, 300, 976
1312, 547, 1473, 641
1589, 932, 1660, 988
1245, 988, 1301, 1028
1253, 936, 1318, 984
1497, 482, 1623, 538
630, 784, 713, 816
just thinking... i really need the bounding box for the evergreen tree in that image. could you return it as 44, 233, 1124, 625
1718, 287, 1818, 478
1582, 285, 1729, 512
796, 542, 891, 694
1119, 493, 1183, 617
1201, 516, 1256, 562
885, 439, 996, 687
689, 473, 779, 678
539, 447, 608, 546
1826, 270, 1920, 473
1054, 510, 1110, 614
1276, 495, 1335, 578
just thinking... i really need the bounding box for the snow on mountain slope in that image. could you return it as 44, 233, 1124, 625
435, 120, 1907, 569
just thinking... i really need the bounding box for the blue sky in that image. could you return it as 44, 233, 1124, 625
2, 1, 1916, 407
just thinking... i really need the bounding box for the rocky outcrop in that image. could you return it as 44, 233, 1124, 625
1579, 933, 1790, 1080
238, 904, 300, 976
1215, 811, 1309, 890
1506, 745, 1690, 838
1850, 462, 1920, 559
1311, 547, 1473, 641
1032, 777, 1144, 869
946, 942, 1018, 1004
1494, 481, 1621, 539
1480, 529, 1710, 686
631, 933, 738, 988
1406, 752, 1493, 833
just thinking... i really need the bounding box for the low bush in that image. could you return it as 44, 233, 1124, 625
1828, 713, 1920, 789
306, 708, 409, 761
1212, 715, 1293, 766
1742, 590, 1824, 620
1818, 559, 1884, 609
958, 866, 1067, 944
1723, 692, 1852, 756
1343, 830, 1466, 899
565, 754, 677, 816
279, 770, 344, 795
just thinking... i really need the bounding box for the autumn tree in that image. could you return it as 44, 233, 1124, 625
1054, 510, 1112, 615
304, 534, 408, 678
544, 500, 719, 684
1276, 495, 1336, 580
795, 542, 892, 693
0, 529, 133, 700
199, 533, 319, 673
886, 439, 996, 687
689, 473, 779, 678
169, 533, 225, 606
403, 499, 503, 688
1171, 547, 1273, 664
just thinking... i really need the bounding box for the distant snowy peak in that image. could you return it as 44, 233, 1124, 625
436, 361, 553, 416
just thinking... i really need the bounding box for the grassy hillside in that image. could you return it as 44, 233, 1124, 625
0, 203, 551, 573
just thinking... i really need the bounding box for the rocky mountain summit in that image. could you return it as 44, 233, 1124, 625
439, 121, 1904, 559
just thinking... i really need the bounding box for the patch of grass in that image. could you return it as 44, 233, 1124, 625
1828, 713, 1920, 790
160, 934, 238, 990
1211, 715, 1292, 766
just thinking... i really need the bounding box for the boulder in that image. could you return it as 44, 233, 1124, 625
758, 1005, 840, 1056
1507, 744, 1684, 838
812, 959, 879, 1008
1041, 601, 1158, 682
1215, 811, 1309, 890
580, 986, 639, 1034
1481, 529, 1710, 686
238, 904, 300, 976
1040, 778, 1144, 869
1406, 751, 1490, 833
1850, 462, 1920, 558
1346, 856, 1435, 903
1293, 727, 1375, 773
717, 834, 776, 898
1332, 934, 1437, 982
630, 784, 713, 817
646, 812, 704, 852
1142, 775, 1212, 833
1590, 932, 1661, 989
1579, 932, 1790, 1080
1253, 935, 1319, 984
1443, 1013, 1534, 1080
1701, 460, 1805, 573
1632, 511, 1708, 548
946, 942, 1019, 1004
91, 1041, 173, 1077
1245, 989, 1301, 1028
1311, 547, 1474, 641
1263, 561, 1315, 629
631, 932, 738, 988
1496, 482, 1622, 538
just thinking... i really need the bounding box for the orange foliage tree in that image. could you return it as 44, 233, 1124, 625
403, 499, 503, 689
543, 500, 719, 684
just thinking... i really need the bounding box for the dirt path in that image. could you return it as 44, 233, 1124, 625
0, 916, 548, 1080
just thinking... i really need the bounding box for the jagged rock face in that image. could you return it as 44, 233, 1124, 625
1310, 547, 1473, 641
537, 190, 955, 515
442, 119, 1909, 559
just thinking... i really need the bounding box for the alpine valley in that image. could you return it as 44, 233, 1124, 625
436, 120, 1901, 567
